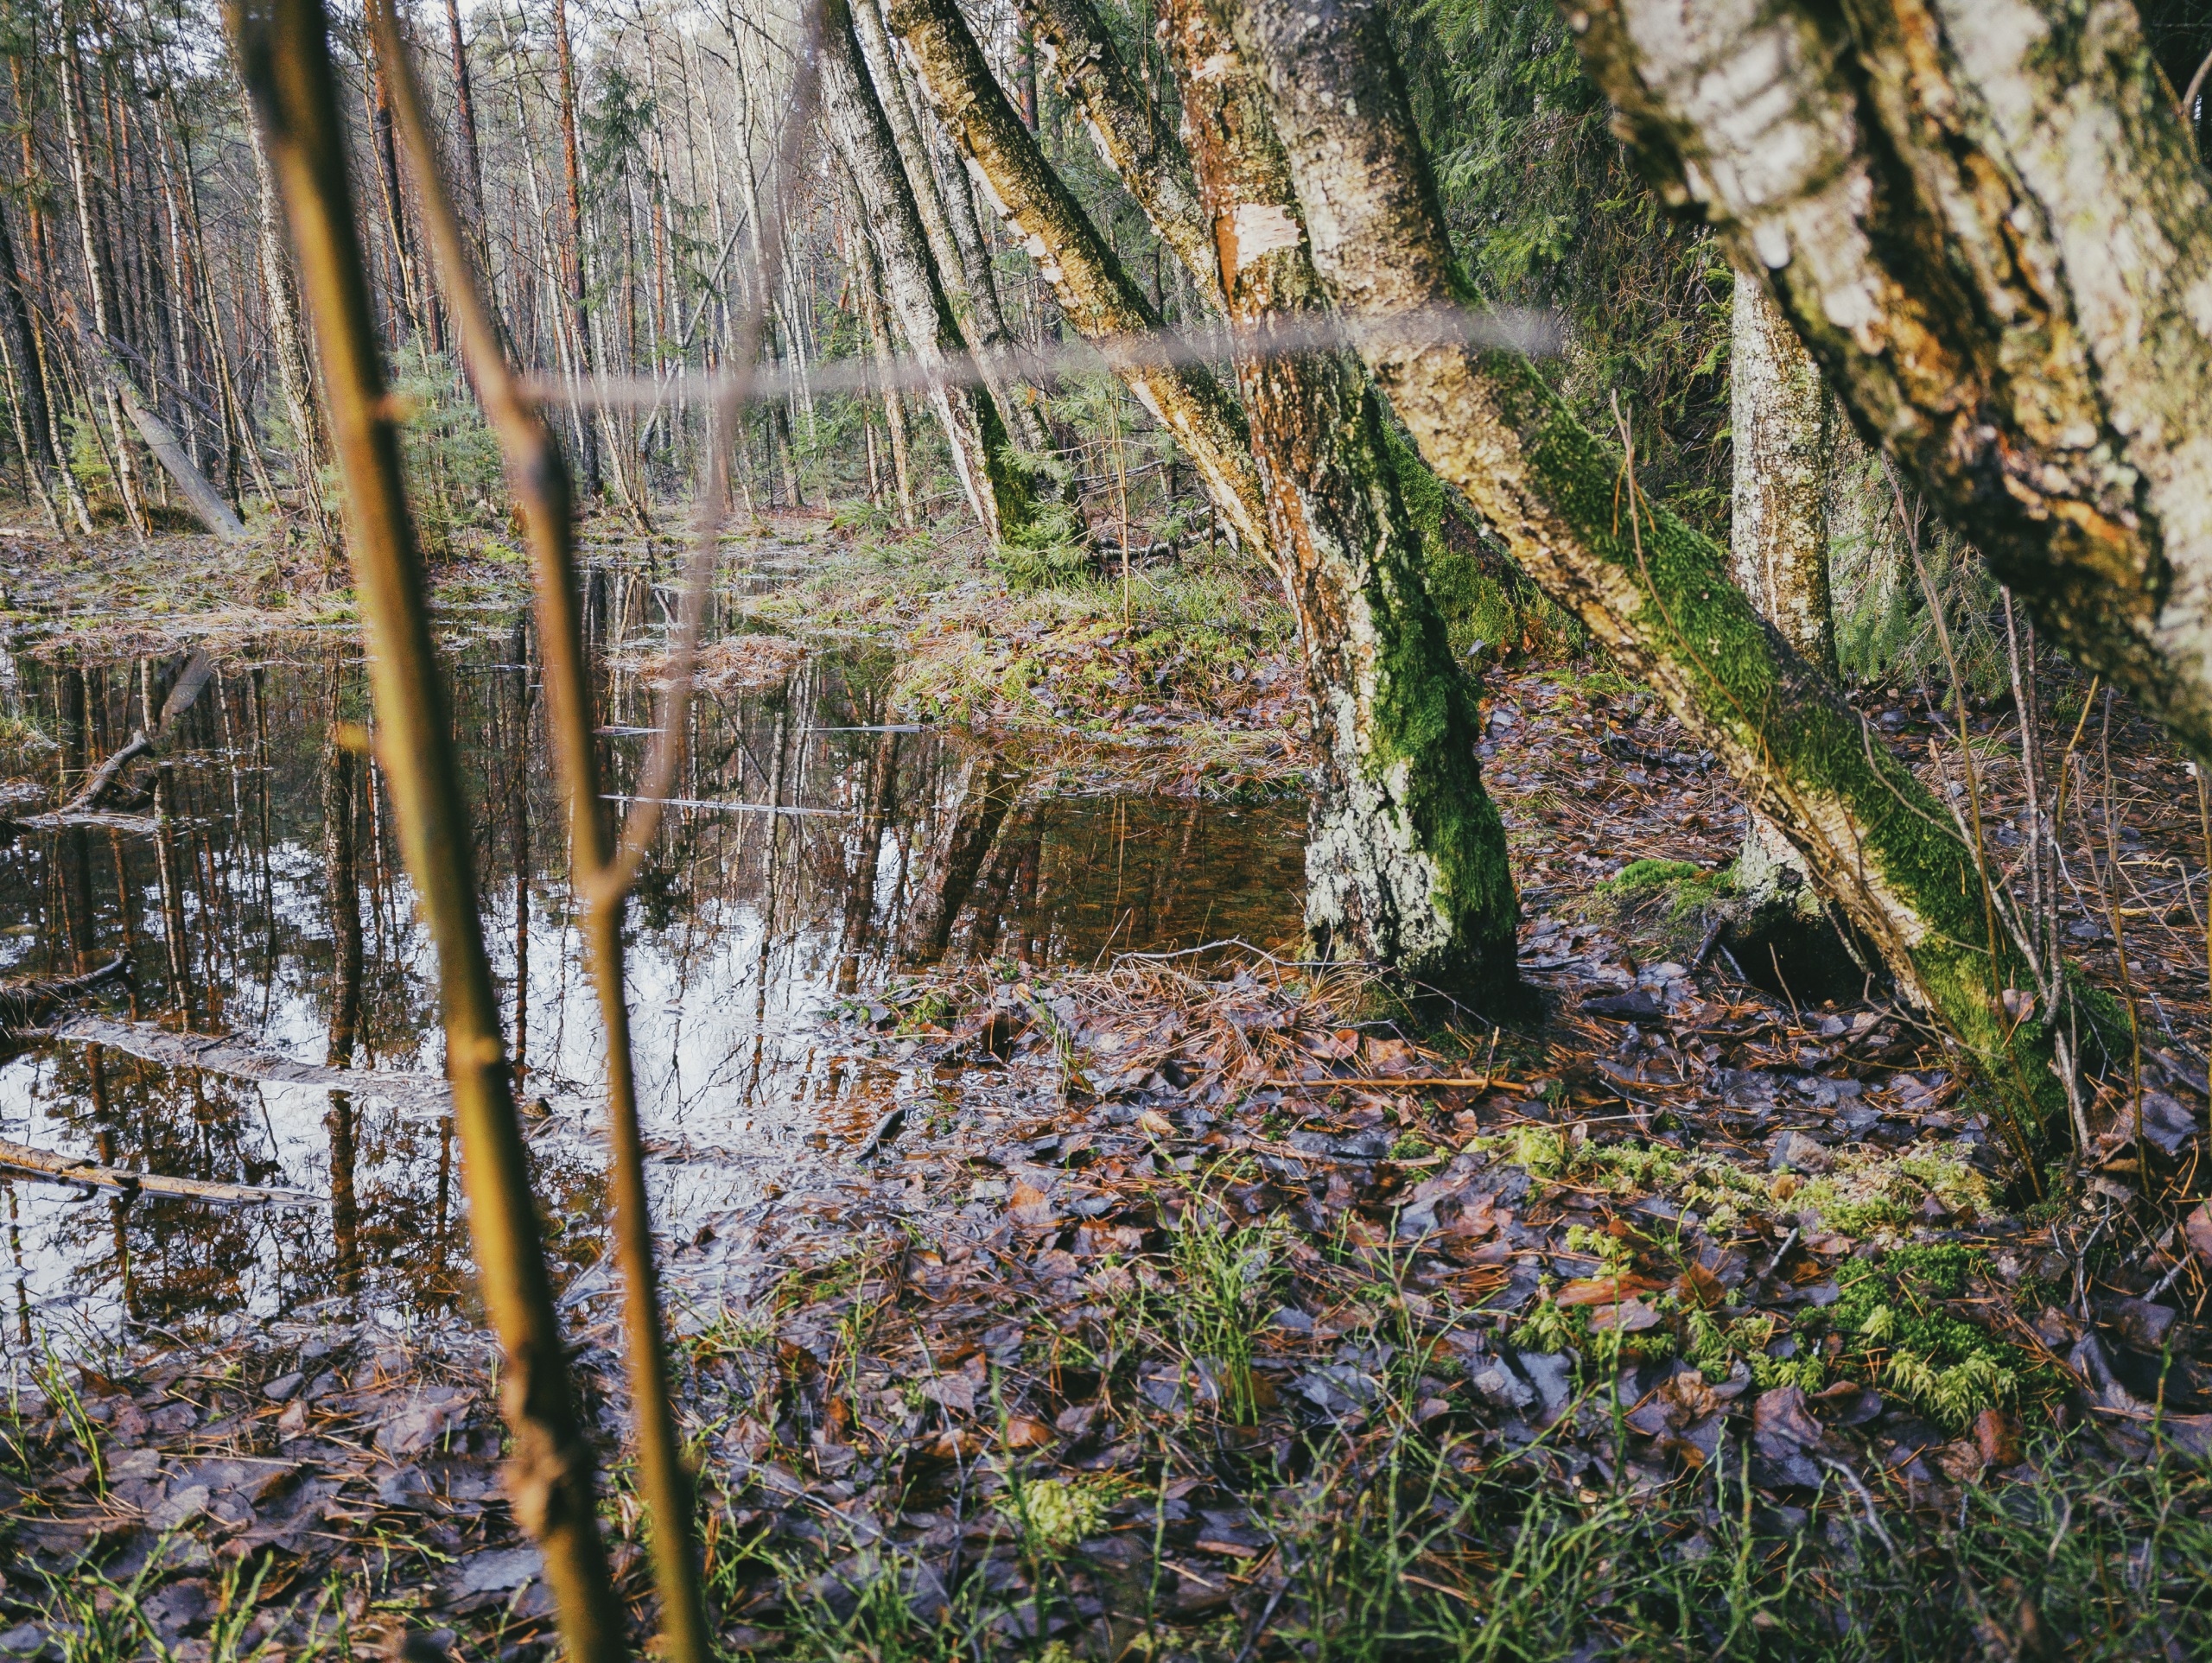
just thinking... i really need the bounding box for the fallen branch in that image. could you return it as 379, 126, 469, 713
61, 650, 219, 814
9, 810, 173, 835
49, 1015, 454, 1115
0, 1136, 324, 1203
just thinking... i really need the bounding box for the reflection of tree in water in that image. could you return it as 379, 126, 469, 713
0, 622, 1299, 1333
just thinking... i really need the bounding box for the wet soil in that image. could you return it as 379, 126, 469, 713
5, 532, 2212, 1660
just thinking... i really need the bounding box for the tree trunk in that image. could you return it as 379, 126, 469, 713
0, 197, 62, 532
821, 0, 1031, 543
1572, 0, 2212, 764
1731, 267, 1834, 905
899, 0, 1516, 991
1244, 0, 2091, 1142
59, 32, 145, 539
1014, 0, 1218, 306
241, 89, 333, 543
1164, 0, 1519, 992
552, 0, 600, 498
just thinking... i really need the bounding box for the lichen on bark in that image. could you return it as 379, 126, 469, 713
1244, 0, 2103, 1144
1571, 0, 2212, 765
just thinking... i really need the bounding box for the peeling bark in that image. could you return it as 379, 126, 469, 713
1160, 0, 1518, 993
1245, 0, 2082, 1134
1571, 0, 2212, 763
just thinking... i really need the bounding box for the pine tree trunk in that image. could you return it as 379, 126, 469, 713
1244, 0, 2088, 1140
1573, 0, 2212, 764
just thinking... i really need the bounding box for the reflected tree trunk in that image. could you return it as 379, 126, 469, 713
900, 758, 1024, 962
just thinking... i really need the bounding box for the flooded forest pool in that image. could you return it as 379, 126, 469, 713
0, 580, 1306, 1349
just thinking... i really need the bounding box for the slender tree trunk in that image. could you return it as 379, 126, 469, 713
230, 0, 629, 1651
552, 0, 600, 498
241, 91, 333, 544
849, 0, 1049, 454
59, 32, 146, 538
1731, 268, 1835, 906
891, 0, 1263, 549
0, 199, 62, 532
849, 188, 917, 527
1243, 0, 2093, 1141
821, 0, 1030, 543
442, 0, 486, 229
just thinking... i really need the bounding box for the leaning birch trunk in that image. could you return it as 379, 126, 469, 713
1242, 0, 2088, 1144
67, 311, 248, 541
1166, 0, 1519, 992
228, 1, 630, 1657
1013, 0, 1219, 305
1731, 268, 1832, 907
821, 0, 1030, 544
1569, 0, 2212, 764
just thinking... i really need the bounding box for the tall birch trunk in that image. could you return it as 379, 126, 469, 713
821, 0, 1031, 544
1243, 0, 2094, 1141
849, 0, 1051, 457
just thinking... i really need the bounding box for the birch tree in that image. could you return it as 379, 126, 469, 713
1569, 0, 2212, 762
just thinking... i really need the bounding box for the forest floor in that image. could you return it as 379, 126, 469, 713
4, 516, 2212, 1660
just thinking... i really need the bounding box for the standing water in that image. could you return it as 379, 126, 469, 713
0, 613, 1304, 1348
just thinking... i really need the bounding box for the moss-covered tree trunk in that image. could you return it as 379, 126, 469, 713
1159, 0, 1519, 993
896, 0, 1517, 995
1732, 268, 1834, 906
1572, 0, 2212, 764
820, 0, 1032, 544
1243, 0, 2086, 1142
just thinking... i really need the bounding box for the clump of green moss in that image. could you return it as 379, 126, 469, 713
1599, 858, 1701, 896
1812, 1247, 2057, 1431
1001, 1475, 1125, 1558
